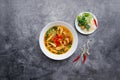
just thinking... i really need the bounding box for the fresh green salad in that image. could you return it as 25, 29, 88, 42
77, 13, 93, 31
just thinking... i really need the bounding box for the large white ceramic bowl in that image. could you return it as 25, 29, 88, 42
39, 21, 78, 60
75, 12, 98, 35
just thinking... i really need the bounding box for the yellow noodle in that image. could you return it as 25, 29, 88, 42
49, 42, 56, 47
56, 45, 64, 50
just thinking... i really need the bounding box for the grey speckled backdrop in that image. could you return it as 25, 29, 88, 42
0, 0, 120, 80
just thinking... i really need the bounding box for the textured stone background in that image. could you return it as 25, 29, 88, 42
0, 0, 120, 80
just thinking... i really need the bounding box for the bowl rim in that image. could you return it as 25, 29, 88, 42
39, 21, 78, 60
75, 12, 98, 35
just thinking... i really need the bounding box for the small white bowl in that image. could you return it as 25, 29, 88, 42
75, 12, 98, 35
39, 21, 78, 60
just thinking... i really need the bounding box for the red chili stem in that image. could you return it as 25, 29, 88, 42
94, 19, 97, 27
82, 53, 87, 64
73, 55, 81, 62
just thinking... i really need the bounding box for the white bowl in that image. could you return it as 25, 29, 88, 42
39, 21, 78, 60
75, 12, 98, 35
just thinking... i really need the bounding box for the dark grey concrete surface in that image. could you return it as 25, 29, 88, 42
0, 0, 120, 80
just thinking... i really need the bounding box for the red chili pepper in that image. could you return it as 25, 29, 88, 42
53, 35, 63, 46
53, 37, 60, 46
82, 53, 87, 64
57, 34, 63, 38
94, 19, 97, 27
73, 55, 81, 62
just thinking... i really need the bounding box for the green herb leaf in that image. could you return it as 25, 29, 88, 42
77, 13, 92, 30
85, 24, 90, 30
77, 16, 82, 22
45, 28, 52, 38
82, 13, 90, 17
82, 16, 85, 20
77, 16, 87, 26
52, 26, 57, 30
57, 50, 61, 54
68, 44, 71, 48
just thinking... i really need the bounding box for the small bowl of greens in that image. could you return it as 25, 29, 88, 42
75, 12, 98, 34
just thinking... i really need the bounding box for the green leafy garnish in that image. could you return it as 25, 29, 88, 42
85, 24, 90, 30
45, 26, 57, 39
68, 44, 71, 48
57, 50, 61, 54
52, 26, 57, 30
77, 13, 93, 30
77, 16, 86, 26
82, 13, 90, 17
45, 29, 51, 38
